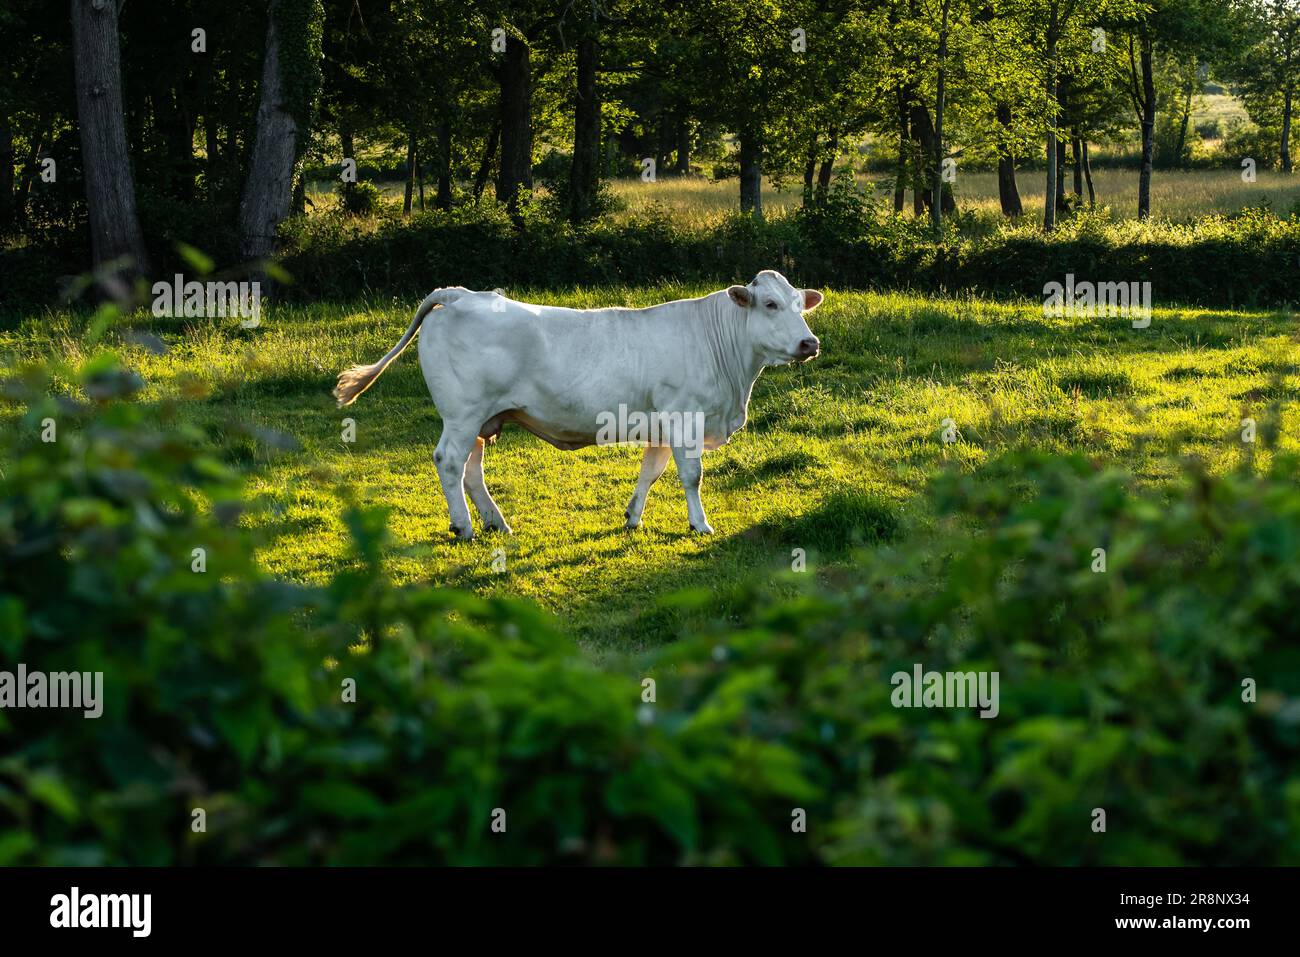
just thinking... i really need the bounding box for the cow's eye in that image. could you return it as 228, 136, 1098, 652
765, 301, 777, 310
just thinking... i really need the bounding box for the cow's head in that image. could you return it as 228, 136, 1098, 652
727, 270, 823, 365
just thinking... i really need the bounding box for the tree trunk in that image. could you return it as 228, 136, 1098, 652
0, 114, 13, 232
1055, 139, 1067, 211
174, 97, 195, 202
895, 88, 910, 213
403, 127, 416, 216
912, 104, 932, 214
816, 128, 837, 199
931, 0, 950, 235
70, 0, 150, 276
802, 146, 817, 204
239, 0, 302, 263
913, 140, 925, 215
1082, 140, 1095, 205
995, 102, 1021, 217
197, 53, 215, 184
225, 76, 242, 179
1043, 31, 1058, 232
569, 31, 600, 223
1071, 135, 1083, 198
155, 78, 195, 201
203, 101, 220, 185
739, 131, 763, 218
473, 121, 499, 202
435, 118, 452, 209
1282, 85, 1294, 174
910, 104, 953, 216
1137, 35, 1155, 221
656, 112, 673, 175
338, 124, 355, 206
674, 117, 690, 174
496, 36, 532, 220
18, 132, 44, 211
894, 139, 907, 213
1172, 83, 1192, 167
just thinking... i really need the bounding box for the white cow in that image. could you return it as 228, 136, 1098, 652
334, 270, 823, 539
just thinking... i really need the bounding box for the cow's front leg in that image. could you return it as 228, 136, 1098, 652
434, 425, 478, 540
671, 445, 713, 534
625, 444, 671, 529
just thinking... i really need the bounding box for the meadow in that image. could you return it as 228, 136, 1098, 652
303, 86, 1274, 227
314, 167, 1300, 225
6, 285, 1295, 656
606, 167, 1300, 225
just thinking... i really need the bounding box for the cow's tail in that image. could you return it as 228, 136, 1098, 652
333, 287, 468, 407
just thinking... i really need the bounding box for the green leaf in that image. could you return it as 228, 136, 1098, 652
300, 781, 386, 821
176, 243, 215, 276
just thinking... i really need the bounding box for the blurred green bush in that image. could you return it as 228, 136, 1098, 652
1, 354, 1297, 865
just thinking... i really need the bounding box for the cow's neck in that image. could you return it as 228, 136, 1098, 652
697, 292, 767, 425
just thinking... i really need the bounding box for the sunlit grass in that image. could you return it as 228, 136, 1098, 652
310, 163, 1300, 229
605, 167, 1300, 225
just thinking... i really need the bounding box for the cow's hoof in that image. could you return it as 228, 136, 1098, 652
484, 520, 513, 534
449, 524, 474, 541
689, 522, 714, 535
625, 508, 641, 530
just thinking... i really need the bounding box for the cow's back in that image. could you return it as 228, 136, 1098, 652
418, 290, 725, 441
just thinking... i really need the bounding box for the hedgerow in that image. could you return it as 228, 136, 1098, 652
271, 184, 1300, 309
6, 179, 1299, 315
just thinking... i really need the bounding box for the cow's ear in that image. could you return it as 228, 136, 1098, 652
802, 289, 824, 312
727, 285, 753, 308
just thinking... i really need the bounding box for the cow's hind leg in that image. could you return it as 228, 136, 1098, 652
434, 423, 479, 540
625, 444, 671, 529
671, 445, 713, 534
464, 437, 511, 533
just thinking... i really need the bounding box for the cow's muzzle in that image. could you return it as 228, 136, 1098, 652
794, 336, 820, 362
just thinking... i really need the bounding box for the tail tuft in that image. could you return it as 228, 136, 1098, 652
334, 362, 381, 407
332, 287, 460, 407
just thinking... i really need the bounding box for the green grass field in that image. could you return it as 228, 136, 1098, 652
5, 287, 1296, 654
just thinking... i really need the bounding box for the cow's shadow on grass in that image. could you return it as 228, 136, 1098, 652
474, 487, 909, 649
708, 449, 822, 487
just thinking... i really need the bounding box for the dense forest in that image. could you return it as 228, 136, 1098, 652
1, 0, 1297, 292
